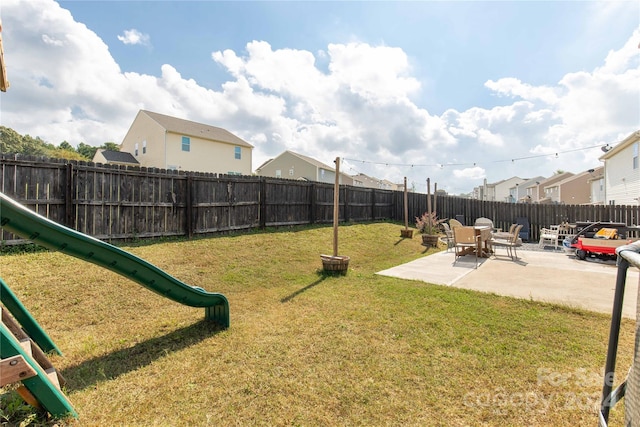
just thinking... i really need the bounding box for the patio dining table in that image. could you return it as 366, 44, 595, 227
475, 226, 492, 257
457, 226, 492, 258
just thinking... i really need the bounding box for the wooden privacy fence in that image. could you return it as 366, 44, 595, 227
1, 154, 639, 244
0, 155, 398, 242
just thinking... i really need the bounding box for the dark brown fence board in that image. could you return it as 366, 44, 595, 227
263, 179, 310, 227
313, 184, 338, 224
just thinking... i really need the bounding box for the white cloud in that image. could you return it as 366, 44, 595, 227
117, 29, 150, 46
327, 42, 421, 101
42, 34, 64, 47
453, 167, 486, 180
484, 78, 559, 105
0, 0, 638, 196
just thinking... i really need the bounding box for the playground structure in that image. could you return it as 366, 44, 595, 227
0, 191, 230, 418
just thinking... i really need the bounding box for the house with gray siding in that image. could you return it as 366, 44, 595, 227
255, 150, 353, 184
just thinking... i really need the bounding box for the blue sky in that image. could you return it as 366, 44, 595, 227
60, 1, 632, 114
2, 0, 639, 195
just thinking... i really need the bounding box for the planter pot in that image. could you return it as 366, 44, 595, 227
320, 254, 350, 275
421, 234, 439, 248
400, 229, 414, 238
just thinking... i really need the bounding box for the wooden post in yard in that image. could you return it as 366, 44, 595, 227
333, 157, 340, 257
434, 183, 438, 216
403, 177, 409, 230
0, 19, 9, 92
426, 178, 432, 217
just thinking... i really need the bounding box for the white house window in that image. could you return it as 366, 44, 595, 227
633, 142, 638, 169
134, 143, 139, 156
182, 136, 190, 152
142, 140, 147, 154
235, 146, 241, 160
275, 169, 282, 178
289, 168, 294, 176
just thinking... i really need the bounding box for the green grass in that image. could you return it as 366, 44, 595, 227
0, 222, 634, 426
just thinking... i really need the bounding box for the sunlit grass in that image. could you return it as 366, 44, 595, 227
0, 222, 633, 426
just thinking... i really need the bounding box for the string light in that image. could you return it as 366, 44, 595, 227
343, 143, 602, 170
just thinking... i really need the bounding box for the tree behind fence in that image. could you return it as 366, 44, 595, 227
1, 154, 638, 244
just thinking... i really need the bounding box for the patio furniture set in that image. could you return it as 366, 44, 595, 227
442, 217, 524, 269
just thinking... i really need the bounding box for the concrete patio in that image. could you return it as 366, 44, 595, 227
377, 247, 640, 319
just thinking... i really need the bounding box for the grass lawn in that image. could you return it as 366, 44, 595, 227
0, 222, 635, 426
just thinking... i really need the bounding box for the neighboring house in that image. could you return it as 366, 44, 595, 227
587, 167, 605, 205
351, 173, 398, 190
120, 110, 253, 175
599, 130, 640, 205
380, 179, 398, 191
477, 177, 526, 202
534, 172, 574, 203
511, 176, 545, 203
471, 185, 483, 200
520, 177, 548, 203
538, 168, 600, 204
473, 179, 494, 201
92, 149, 139, 166
255, 150, 352, 184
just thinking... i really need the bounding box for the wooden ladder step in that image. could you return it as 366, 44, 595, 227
45, 367, 61, 389
0, 354, 37, 386
1, 294, 77, 418
19, 338, 33, 356
2, 308, 67, 389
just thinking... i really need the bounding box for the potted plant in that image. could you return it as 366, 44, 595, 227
416, 211, 444, 248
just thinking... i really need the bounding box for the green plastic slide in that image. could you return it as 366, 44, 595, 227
0, 192, 229, 328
